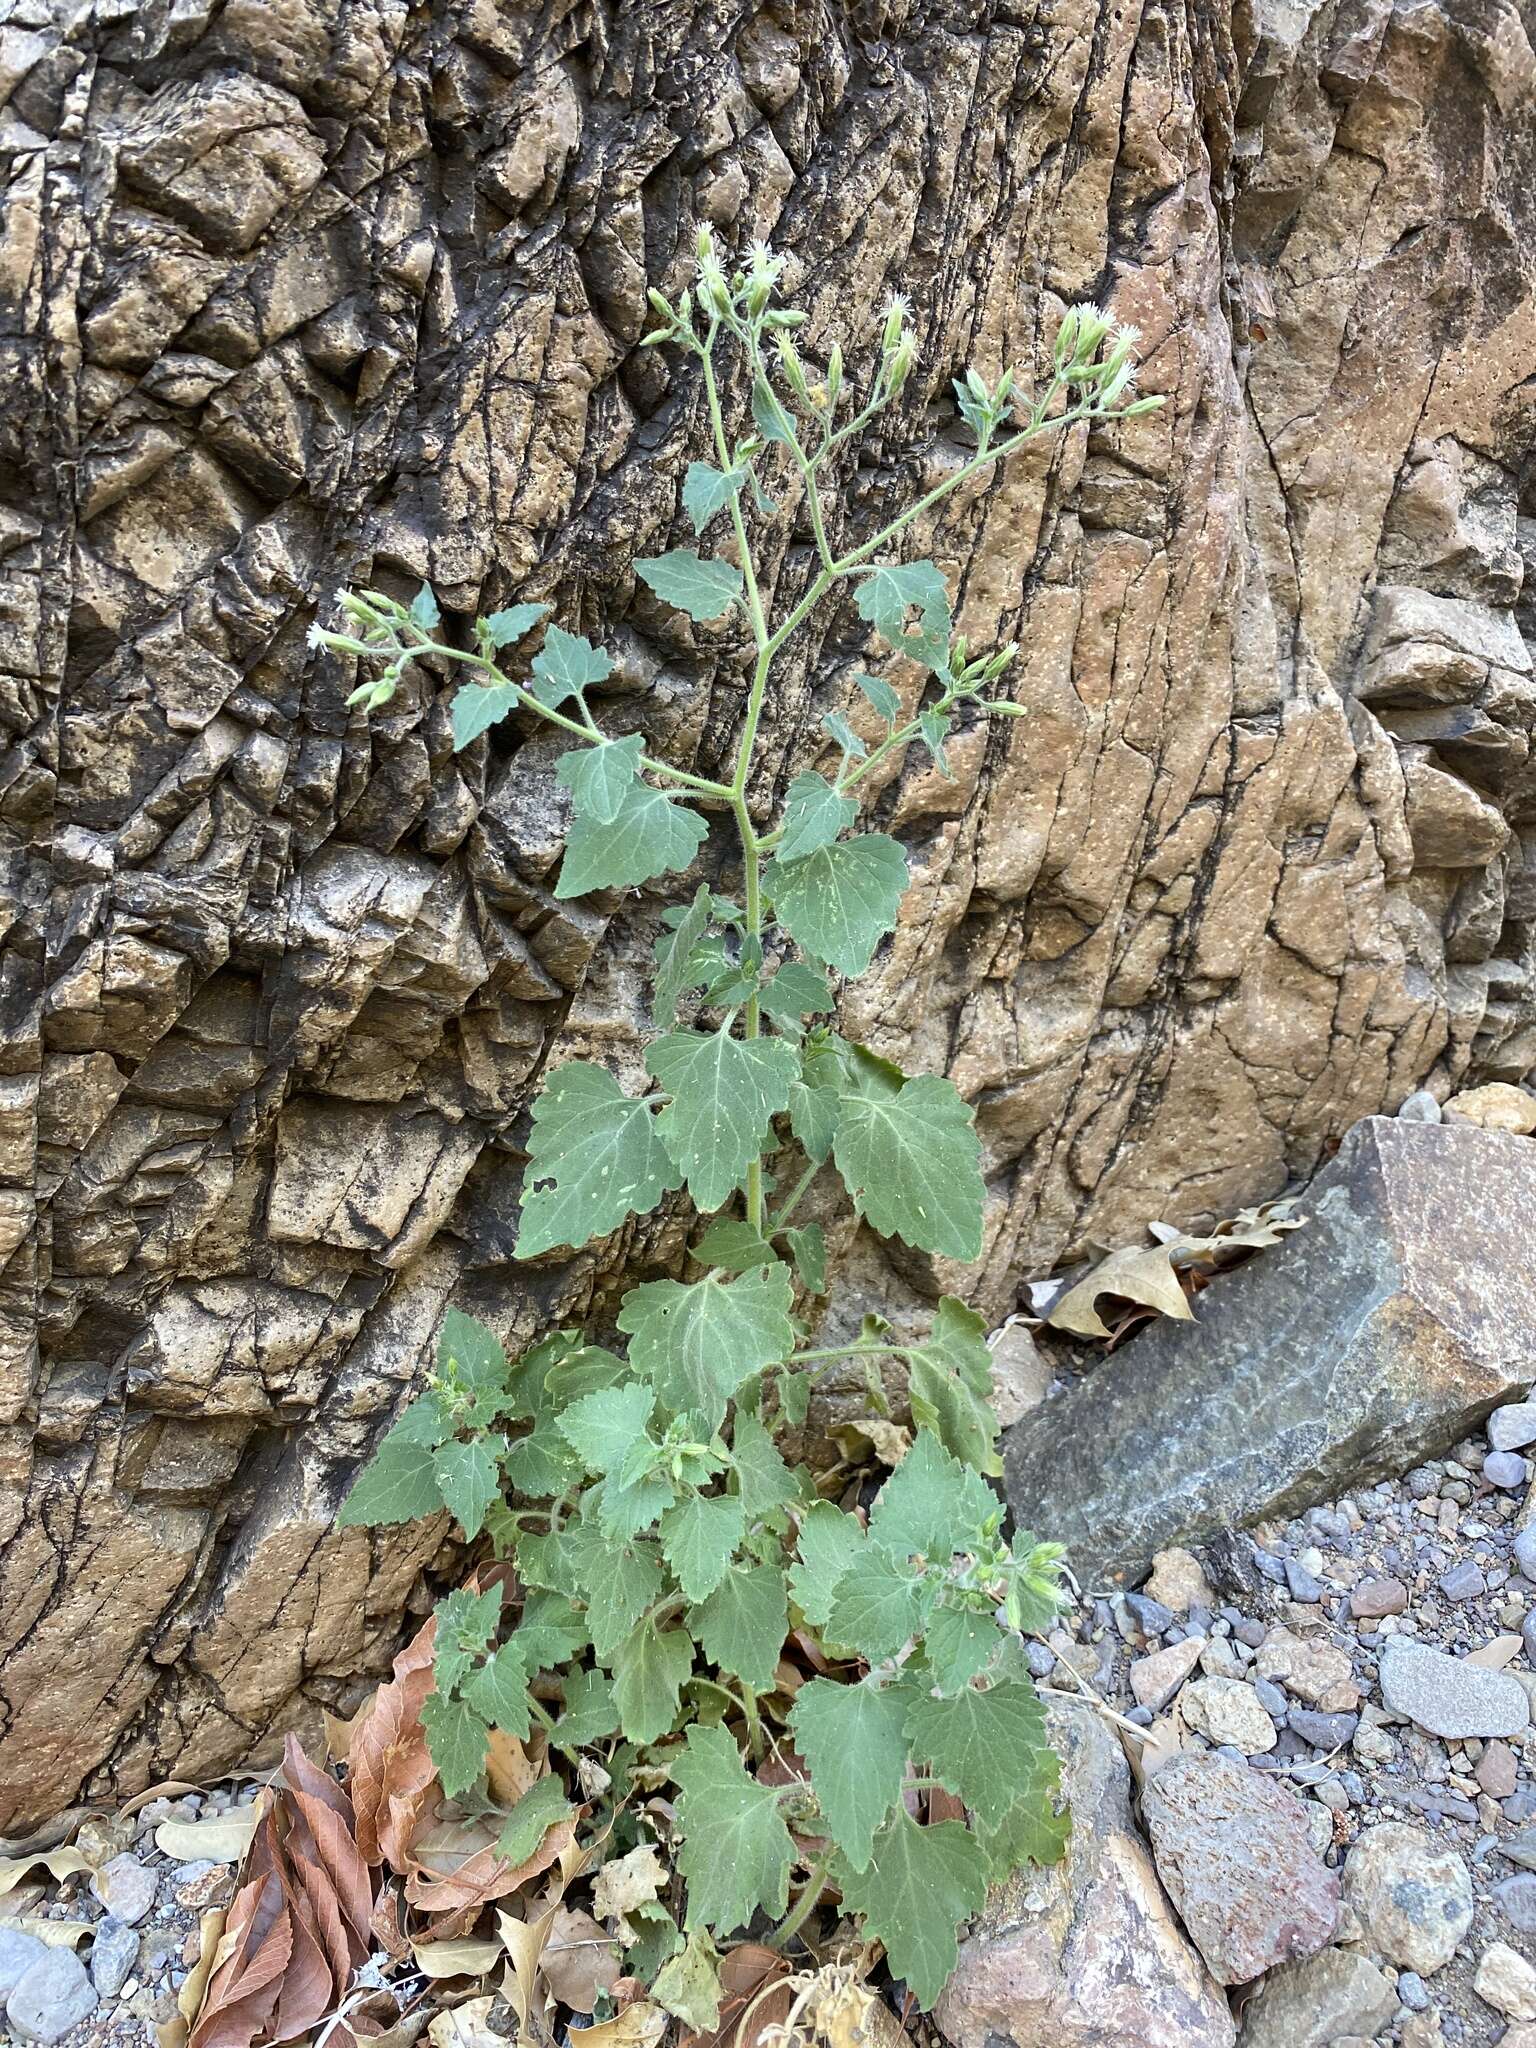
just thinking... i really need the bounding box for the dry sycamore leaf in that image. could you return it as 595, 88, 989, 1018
156, 1809, 265, 1866
678, 1947, 791, 2048
592, 1844, 667, 1924
569, 2001, 669, 2048
410, 1935, 505, 1979
426, 1997, 503, 2048
540, 1906, 622, 2012
0, 1849, 93, 1894
1045, 1243, 1194, 1339
407, 1810, 578, 1928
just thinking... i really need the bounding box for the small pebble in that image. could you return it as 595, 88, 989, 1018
1514, 1526, 1536, 1583
1496, 1872, 1536, 1935
1290, 1707, 1359, 1750
1284, 1558, 1323, 1603
1485, 1451, 1529, 1490
1397, 1970, 1431, 2011
1437, 1561, 1487, 1602
1124, 1592, 1174, 1637
1397, 1089, 1441, 1122
1254, 1678, 1289, 1720
89, 1921, 138, 2000
1352, 1577, 1408, 1618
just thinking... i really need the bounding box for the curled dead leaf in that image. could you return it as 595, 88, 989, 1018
156, 1808, 265, 1866
348, 1616, 440, 1874
0, 1849, 92, 1894
410, 1935, 505, 1979
426, 1997, 503, 2048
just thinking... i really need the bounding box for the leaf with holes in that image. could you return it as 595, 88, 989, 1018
777, 772, 856, 864
557, 734, 645, 826
832, 1073, 983, 1260
649, 1027, 799, 1214
617, 1264, 795, 1429
767, 835, 908, 978
556, 780, 708, 900
671, 1723, 795, 1936
529, 625, 611, 708
515, 1062, 680, 1259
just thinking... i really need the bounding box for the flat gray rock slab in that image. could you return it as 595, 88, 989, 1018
1378, 1637, 1530, 1739
1004, 1119, 1536, 1584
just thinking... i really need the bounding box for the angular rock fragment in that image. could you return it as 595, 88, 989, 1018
933, 1704, 1234, 2048
1139, 1753, 1339, 1984
1004, 1121, 1536, 1584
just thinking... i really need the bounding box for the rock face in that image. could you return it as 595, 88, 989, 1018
1138, 1754, 1339, 1985
933, 1705, 1234, 2048
1004, 1121, 1536, 1582
10, 0, 1536, 1822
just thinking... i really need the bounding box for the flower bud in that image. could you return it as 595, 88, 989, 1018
882, 294, 911, 355
1121, 393, 1166, 416
825, 342, 843, 407
776, 333, 810, 401
885, 332, 916, 392
695, 223, 717, 266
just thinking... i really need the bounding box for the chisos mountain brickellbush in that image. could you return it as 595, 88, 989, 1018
321, 233, 1158, 2013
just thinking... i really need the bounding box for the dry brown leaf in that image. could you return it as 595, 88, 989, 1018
156, 1810, 265, 1866
410, 1935, 505, 1979
281, 1734, 375, 1957
485, 1730, 542, 1808
0, 1849, 92, 1894
591, 1844, 667, 1923
11, 1919, 91, 1949
348, 1616, 439, 1872
323, 1710, 361, 1764
1468, 1635, 1523, 1670
1045, 1244, 1195, 1339
540, 1906, 622, 2012
829, 1421, 910, 1468
410, 1824, 578, 1930
569, 2001, 668, 2048
802, 1969, 905, 2048
426, 1997, 503, 2048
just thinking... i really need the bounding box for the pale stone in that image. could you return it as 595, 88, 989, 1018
1178, 1677, 1278, 1754
1342, 1823, 1473, 1975
1237, 1950, 1398, 2048
1380, 1638, 1531, 1739
1130, 1638, 1205, 1714
1255, 1627, 1360, 1708
1444, 1082, 1536, 1133
1144, 1549, 1214, 1615
1475, 1941, 1536, 2020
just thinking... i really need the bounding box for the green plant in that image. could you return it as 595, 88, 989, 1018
322, 236, 1156, 2014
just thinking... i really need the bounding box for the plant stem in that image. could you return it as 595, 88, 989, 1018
738, 802, 766, 1230
407, 641, 734, 799
738, 1681, 765, 1762
767, 1843, 837, 1953
768, 1158, 821, 1232
527, 1696, 557, 1734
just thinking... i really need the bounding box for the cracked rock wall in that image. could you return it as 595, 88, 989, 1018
3, 0, 1534, 1827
